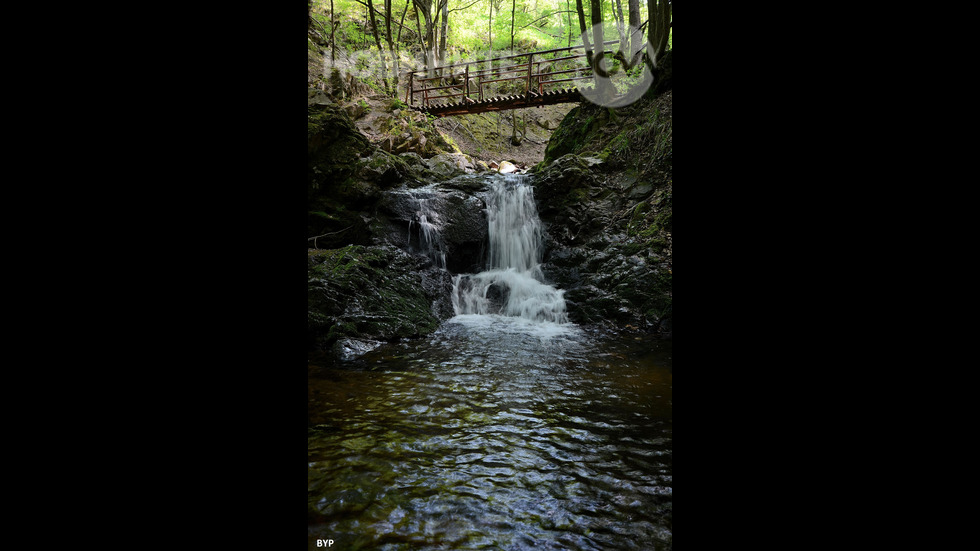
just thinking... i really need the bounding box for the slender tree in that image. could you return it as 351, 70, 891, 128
412, 0, 451, 74
413, 0, 434, 73
628, 0, 641, 65
366, 0, 391, 93
510, 0, 516, 50
589, 0, 614, 98
397, 0, 410, 43
574, 0, 592, 65
647, 0, 671, 64
613, 0, 627, 59
488, 0, 493, 60
330, 0, 337, 62
566, 0, 572, 46
438, 0, 448, 67
384, 0, 400, 89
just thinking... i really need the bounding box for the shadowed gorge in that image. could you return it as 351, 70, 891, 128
309, 1, 671, 548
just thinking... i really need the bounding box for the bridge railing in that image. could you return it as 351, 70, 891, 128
405, 41, 618, 109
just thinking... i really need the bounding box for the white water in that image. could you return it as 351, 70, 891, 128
451, 175, 572, 331
406, 189, 447, 270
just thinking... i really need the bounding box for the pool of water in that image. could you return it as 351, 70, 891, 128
308, 316, 672, 550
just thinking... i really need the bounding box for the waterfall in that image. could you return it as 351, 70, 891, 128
407, 192, 447, 270
452, 175, 569, 324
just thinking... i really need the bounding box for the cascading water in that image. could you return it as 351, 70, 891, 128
406, 190, 447, 270
310, 176, 672, 550
451, 174, 569, 325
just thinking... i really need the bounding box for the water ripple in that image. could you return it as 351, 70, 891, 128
309, 327, 671, 550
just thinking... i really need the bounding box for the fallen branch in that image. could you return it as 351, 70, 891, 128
308, 226, 353, 248
521, 10, 577, 29
447, 0, 481, 14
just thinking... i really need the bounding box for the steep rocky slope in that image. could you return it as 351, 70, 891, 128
307, 62, 673, 356
533, 87, 672, 333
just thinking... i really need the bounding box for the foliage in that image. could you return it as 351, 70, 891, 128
310, 0, 670, 97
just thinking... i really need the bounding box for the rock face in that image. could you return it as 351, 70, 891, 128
306, 79, 673, 356
424, 152, 484, 180
376, 178, 490, 274
308, 102, 503, 357
308, 102, 470, 358
533, 88, 672, 334
308, 245, 453, 354
308, 102, 410, 249
308, 103, 478, 250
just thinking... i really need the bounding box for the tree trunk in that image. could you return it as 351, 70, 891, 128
330, 0, 337, 63
647, 0, 671, 64
414, 0, 434, 75
438, 0, 448, 67
511, 111, 519, 145
488, 0, 493, 61
367, 0, 391, 94
397, 0, 410, 42
628, 0, 641, 65
566, 0, 572, 46
575, 0, 592, 66
385, 0, 399, 89
590, 0, 613, 99
614, 0, 627, 61
510, 0, 516, 51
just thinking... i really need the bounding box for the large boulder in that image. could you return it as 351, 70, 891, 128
376, 177, 490, 274
533, 154, 615, 247
308, 245, 453, 356
533, 153, 670, 333
308, 102, 372, 187
424, 152, 482, 180
532, 87, 672, 335
308, 102, 425, 248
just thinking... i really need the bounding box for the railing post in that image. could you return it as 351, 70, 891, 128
526, 53, 533, 98
407, 72, 413, 105
464, 65, 469, 102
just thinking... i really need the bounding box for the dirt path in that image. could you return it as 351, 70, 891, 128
349, 94, 574, 169
432, 104, 575, 168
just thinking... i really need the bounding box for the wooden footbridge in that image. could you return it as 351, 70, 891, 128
405, 41, 618, 118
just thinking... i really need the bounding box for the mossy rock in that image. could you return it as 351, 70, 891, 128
308, 245, 443, 353
543, 106, 598, 164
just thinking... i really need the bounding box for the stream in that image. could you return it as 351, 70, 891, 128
308, 175, 672, 550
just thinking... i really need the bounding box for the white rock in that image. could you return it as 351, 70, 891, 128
498, 161, 517, 173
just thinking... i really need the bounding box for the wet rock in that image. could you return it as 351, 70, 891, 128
308, 102, 378, 247
533, 154, 622, 248
357, 149, 414, 188
438, 192, 488, 273
330, 338, 383, 360
308, 102, 372, 183
425, 153, 477, 180
628, 181, 655, 200
438, 173, 490, 193
534, 136, 671, 333
376, 182, 489, 274
532, 154, 601, 206
308, 245, 447, 356
485, 283, 510, 313
398, 151, 425, 168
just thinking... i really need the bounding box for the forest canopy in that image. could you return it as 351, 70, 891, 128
309, 0, 670, 96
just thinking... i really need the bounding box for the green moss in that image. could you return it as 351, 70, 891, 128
308, 245, 442, 351
654, 207, 672, 233
626, 202, 650, 237
619, 243, 646, 256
